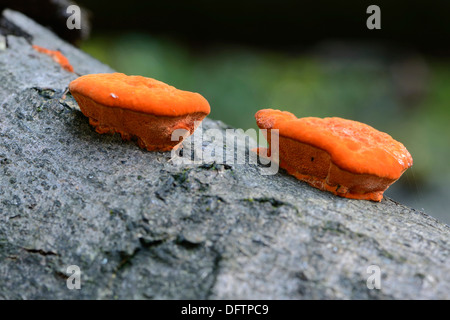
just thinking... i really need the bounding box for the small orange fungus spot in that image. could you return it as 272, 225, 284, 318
32, 45, 74, 72
255, 109, 413, 201
69, 73, 210, 151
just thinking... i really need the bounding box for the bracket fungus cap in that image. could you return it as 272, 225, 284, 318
256, 109, 412, 179
256, 109, 413, 201
69, 73, 210, 151
32, 45, 74, 72
69, 73, 210, 117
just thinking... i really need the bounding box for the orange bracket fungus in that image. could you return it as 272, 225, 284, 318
255, 109, 413, 201
32, 45, 74, 72
69, 73, 210, 151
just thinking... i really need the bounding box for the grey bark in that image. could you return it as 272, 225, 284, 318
0, 9, 449, 300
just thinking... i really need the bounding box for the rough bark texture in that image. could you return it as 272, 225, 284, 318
0, 10, 449, 300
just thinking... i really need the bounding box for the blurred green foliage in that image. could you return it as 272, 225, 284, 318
81, 32, 450, 222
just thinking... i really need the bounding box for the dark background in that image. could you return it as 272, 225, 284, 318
76, 0, 450, 55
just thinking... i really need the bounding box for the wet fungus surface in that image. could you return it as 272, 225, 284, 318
255, 109, 413, 201
69, 73, 211, 151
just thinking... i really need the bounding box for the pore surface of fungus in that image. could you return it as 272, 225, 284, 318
255, 109, 413, 201
69, 73, 210, 151
32, 45, 74, 72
